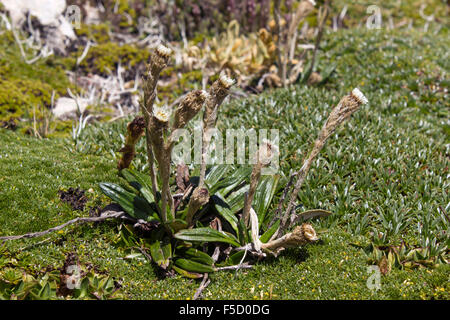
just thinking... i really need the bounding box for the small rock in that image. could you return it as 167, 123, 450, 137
53, 97, 89, 119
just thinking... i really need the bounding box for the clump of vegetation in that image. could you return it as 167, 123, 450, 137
177, 0, 332, 92
98, 46, 368, 284
1, 0, 448, 300
0, 45, 368, 292
71, 42, 150, 81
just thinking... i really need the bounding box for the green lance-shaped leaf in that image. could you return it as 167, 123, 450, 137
172, 265, 203, 279
293, 209, 332, 223
226, 185, 249, 213
205, 165, 230, 190
214, 166, 252, 195
120, 168, 156, 204
174, 227, 240, 247
176, 247, 214, 266
174, 258, 215, 273
252, 175, 280, 226
211, 194, 239, 234
237, 217, 251, 246
149, 239, 172, 270
99, 182, 155, 221
259, 220, 280, 244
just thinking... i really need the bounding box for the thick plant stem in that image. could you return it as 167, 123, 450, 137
242, 142, 276, 226
198, 72, 234, 188
145, 127, 159, 197
273, 88, 368, 239
185, 73, 233, 226
141, 44, 173, 222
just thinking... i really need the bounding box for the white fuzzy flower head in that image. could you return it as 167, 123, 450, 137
307, 0, 316, 6
351, 88, 368, 105
153, 105, 172, 122
219, 71, 235, 89
156, 44, 173, 58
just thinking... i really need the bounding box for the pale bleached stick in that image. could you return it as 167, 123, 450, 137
0, 211, 126, 241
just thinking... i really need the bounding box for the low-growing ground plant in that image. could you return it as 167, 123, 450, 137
0, 44, 369, 294
99, 45, 370, 284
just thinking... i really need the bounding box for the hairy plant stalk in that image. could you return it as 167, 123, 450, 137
142, 45, 173, 198
242, 141, 276, 225
198, 72, 235, 188
273, 88, 368, 239
163, 90, 209, 220
117, 116, 145, 170
150, 105, 173, 223
261, 223, 318, 251
184, 73, 233, 226
141, 44, 173, 221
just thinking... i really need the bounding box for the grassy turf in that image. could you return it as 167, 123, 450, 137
0, 26, 448, 299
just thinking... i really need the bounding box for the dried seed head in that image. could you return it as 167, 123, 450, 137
128, 116, 145, 142
118, 116, 146, 170
301, 223, 318, 241
286, 223, 318, 246
218, 71, 235, 89
173, 90, 209, 129
156, 44, 173, 58
350, 88, 368, 105
203, 72, 235, 127
307, 0, 316, 6
321, 88, 367, 139
153, 105, 172, 123
148, 44, 173, 77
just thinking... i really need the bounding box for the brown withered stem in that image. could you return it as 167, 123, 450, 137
117, 116, 145, 171
198, 72, 234, 188
160, 90, 209, 220
149, 108, 173, 222
242, 142, 275, 226
141, 44, 173, 218
185, 72, 233, 226
272, 88, 368, 239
